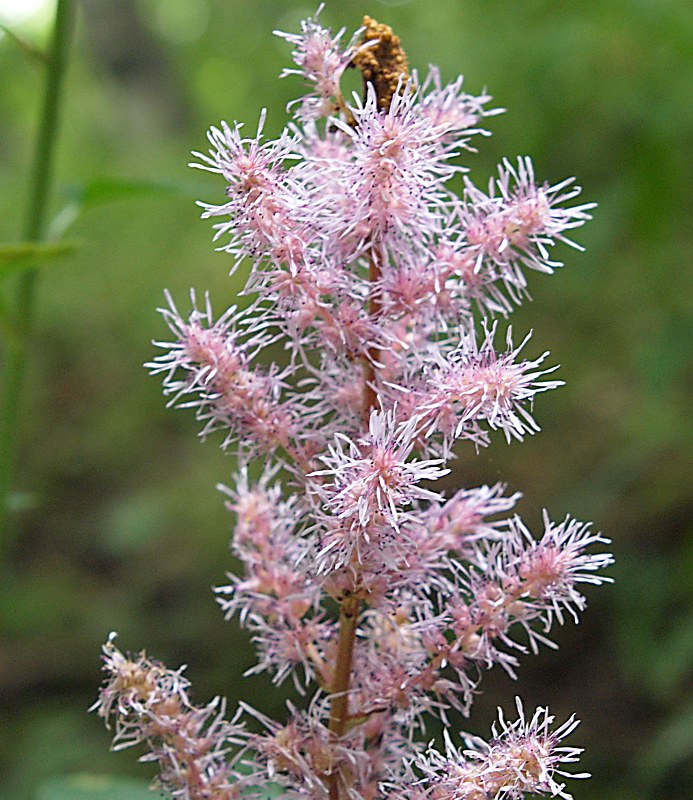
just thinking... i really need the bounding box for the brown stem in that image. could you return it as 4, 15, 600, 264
362, 251, 382, 421
325, 258, 381, 800
324, 20, 409, 798
326, 592, 360, 800
328, 593, 360, 736
325, 253, 379, 800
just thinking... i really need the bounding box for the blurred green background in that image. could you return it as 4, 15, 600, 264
1, 1, 691, 798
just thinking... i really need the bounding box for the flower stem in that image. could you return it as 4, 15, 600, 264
362, 251, 382, 420
327, 251, 383, 800
325, 20, 407, 795
0, 0, 74, 545
328, 592, 360, 737
327, 591, 360, 800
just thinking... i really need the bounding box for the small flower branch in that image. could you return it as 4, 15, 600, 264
92, 635, 246, 800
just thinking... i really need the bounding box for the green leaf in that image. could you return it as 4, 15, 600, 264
35, 774, 156, 800
0, 24, 48, 64
49, 178, 199, 238
66, 178, 193, 208
0, 241, 79, 277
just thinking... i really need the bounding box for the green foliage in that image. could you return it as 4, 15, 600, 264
36, 775, 154, 800
0, 241, 78, 276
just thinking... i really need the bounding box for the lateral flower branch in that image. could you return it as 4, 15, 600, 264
93, 8, 612, 800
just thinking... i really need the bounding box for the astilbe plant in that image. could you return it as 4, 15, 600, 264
93, 9, 613, 800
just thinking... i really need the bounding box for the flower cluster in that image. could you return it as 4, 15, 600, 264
92, 633, 247, 800
95, 7, 611, 800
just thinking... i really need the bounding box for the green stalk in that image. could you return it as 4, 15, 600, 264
0, 0, 74, 544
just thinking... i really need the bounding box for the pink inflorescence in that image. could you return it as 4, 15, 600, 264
97, 8, 611, 800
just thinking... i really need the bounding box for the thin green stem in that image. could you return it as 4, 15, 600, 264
0, 0, 74, 544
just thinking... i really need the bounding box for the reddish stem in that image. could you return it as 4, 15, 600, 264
362, 251, 382, 420
326, 252, 383, 799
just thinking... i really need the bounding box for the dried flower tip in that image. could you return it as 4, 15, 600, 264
352, 16, 409, 111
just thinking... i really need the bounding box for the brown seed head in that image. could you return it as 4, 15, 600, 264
352, 16, 409, 112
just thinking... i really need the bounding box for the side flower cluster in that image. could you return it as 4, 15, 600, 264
92, 634, 247, 800
95, 8, 611, 800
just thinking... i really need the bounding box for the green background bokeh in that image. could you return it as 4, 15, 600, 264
1, 1, 691, 798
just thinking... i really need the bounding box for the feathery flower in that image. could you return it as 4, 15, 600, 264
421, 321, 563, 444
317, 82, 461, 260
191, 112, 310, 270
147, 290, 300, 455
471, 512, 614, 628
442, 513, 613, 667
461, 157, 596, 293
417, 65, 502, 145
311, 409, 448, 530
411, 698, 588, 800
275, 3, 367, 122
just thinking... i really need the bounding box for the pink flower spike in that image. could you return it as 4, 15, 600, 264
519, 512, 614, 625
146, 290, 299, 456
118, 11, 612, 799
317, 81, 461, 259
190, 112, 309, 270
463, 511, 613, 641
461, 155, 596, 284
